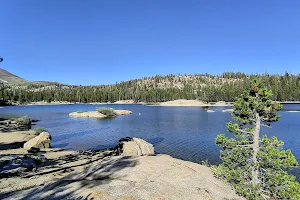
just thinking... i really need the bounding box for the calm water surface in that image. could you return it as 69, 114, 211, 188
1, 104, 299, 180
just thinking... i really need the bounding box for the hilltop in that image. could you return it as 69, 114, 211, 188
0, 68, 27, 85
0, 68, 66, 86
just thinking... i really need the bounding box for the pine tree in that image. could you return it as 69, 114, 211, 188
213, 79, 300, 199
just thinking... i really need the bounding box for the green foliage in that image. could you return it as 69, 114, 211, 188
201, 159, 209, 167
34, 127, 47, 134
14, 116, 31, 125
214, 79, 300, 200
76, 110, 84, 113
96, 107, 117, 117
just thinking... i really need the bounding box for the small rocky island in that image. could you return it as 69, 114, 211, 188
69, 107, 132, 118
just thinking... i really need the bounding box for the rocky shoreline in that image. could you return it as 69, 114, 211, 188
0, 117, 32, 132
0, 134, 243, 200
0, 115, 243, 199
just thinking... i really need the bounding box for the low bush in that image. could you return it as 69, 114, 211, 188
96, 107, 117, 117
14, 116, 31, 125
76, 110, 84, 113
34, 127, 47, 134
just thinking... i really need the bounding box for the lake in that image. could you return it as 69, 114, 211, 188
1, 104, 299, 181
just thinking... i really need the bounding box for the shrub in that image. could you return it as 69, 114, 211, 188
96, 107, 117, 117
201, 159, 209, 167
76, 110, 84, 113
14, 116, 31, 125
34, 127, 47, 134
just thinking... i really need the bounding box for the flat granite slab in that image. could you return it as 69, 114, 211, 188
1, 154, 243, 200
0, 131, 37, 150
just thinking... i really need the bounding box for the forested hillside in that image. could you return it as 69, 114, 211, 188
1, 72, 300, 104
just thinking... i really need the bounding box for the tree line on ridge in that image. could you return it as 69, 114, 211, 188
1, 72, 300, 104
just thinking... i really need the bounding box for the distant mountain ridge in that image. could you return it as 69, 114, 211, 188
0, 68, 27, 85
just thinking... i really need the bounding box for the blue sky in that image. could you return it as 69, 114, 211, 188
1, 0, 300, 85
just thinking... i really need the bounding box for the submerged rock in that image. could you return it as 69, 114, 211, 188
23, 132, 51, 150
115, 137, 155, 156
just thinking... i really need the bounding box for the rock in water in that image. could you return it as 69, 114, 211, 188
115, 137, 155, 156
24, 132, 51, 150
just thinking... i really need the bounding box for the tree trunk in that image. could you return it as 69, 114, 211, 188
252, 113, 260, 185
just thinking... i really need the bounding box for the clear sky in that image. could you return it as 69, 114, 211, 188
1, 0, 300, 85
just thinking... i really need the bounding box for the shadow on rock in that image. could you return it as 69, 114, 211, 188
1, 156, 138, 200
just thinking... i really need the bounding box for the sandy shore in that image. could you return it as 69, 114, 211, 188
149, 100, 232, 107
24, 100, 145, 106
281, 101, 300, 104
113, 100, 146, 104
25, 101, 76, 106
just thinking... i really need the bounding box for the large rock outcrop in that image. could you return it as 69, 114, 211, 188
1, 155, 244, 200
0, 137, 243, 200
115, 137, 155, 156
23, 132, 51, 150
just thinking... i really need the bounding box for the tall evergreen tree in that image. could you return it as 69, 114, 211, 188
214, 79, 300, 199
